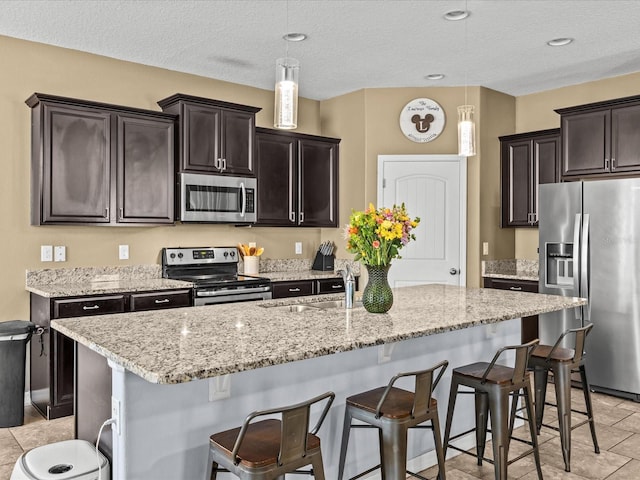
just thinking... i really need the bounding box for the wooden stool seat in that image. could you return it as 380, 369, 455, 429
531, 344, 574, 362
346, 386, 438, 419
338, 360, 449, 480
209, 419, 321, 469
452, 362, 517, 384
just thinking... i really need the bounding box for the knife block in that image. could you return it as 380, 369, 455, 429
312, 252, 335, 271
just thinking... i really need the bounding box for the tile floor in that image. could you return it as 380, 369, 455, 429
0, 386, 638, 480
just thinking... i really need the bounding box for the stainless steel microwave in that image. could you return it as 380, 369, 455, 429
178, 172, 257, 223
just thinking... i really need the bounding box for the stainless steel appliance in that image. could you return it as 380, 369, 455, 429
539, 178, 640, 401
178, 172, 257, 223
162, 247, 271, 306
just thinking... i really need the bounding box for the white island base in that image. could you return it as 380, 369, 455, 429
109, 318, 519, 480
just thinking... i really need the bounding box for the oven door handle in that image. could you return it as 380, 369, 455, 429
240, 182, 247, 218
196, 285, 271, 297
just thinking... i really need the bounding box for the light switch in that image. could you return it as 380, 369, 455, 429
295, 242, 302, 255
119, 245, 129, 260
54, 246, 66, 262
40, 245, 53, 262
482, 242, 489, 256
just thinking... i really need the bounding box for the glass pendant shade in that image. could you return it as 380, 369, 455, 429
457, 104, 476, 156
274, 57, 299, 129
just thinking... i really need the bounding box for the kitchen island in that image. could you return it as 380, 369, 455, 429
52, 284, 585, 480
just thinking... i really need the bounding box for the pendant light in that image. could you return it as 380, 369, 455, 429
457, 1, 476, 156
274, 1, 302, 130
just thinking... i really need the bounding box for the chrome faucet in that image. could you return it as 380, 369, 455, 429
338, 264, 355, 309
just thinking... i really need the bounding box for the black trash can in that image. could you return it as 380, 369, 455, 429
0, 320, 35, 427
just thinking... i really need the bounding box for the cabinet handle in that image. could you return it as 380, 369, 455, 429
119, 208, 124, 219
222, 158, 227, 171
83, 305, 100, 310
299, 212, 304, 223
605, 158, 610, 171
509, 286, 522, 291
611, 158, 616, 170
289, 212, 296, 222
331, 284, 343, 289
105, 207, 109, 218
154, 299, 170, 304
289, 288, 301, 292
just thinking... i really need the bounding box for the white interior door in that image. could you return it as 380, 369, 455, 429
378, 155, 466, 287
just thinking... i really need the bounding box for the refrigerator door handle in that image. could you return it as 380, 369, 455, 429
573, 213, 581, 321
582, 214, 590, 321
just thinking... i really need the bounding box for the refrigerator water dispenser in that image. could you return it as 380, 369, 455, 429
544, 243, 574, 287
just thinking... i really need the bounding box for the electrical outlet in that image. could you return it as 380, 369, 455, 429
209, 375, 231, 401
111, 397, 121, 435
118, 245, 129, 260
482, 242, 489, 256
295, 242, 302, 255
40, 245, 53, 262
54, 246, 66, 262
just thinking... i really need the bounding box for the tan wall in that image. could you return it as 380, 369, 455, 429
513, 71, 640, 259
1, 35, 328, 319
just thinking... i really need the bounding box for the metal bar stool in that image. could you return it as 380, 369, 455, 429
443, 340, 542, 480
337, 359, 449, 480
526, 323, 599, 472
206, 391, 335, 480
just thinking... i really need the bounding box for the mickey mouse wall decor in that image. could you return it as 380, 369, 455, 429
399, 98, 446, 143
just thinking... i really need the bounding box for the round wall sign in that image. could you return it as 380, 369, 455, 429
399, 98, 446, 143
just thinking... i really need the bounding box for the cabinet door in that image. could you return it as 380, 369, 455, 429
298, 138, 339, 227
183, 103, 221, 172
316, 278, 345, 294
52, 331, 75, 414
501, 139, 533, 227
221, 109, 255, 176
611, 103, 640, 173
255, 131, 297, 226
53, 295, 126, 318
562, 110, 610, 177
532, 133, 560, 224
117, 114, 175, 224
42, 104, 111, 223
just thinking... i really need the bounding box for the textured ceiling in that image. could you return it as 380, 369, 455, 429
2, 0, 640, 100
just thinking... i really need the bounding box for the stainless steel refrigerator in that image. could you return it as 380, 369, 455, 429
539, 178, 640, 402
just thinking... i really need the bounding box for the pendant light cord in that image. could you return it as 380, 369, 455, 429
285, 0, 289, 58
464, 0, 468, 106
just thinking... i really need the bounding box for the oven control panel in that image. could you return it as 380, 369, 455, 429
163, 247, 238, 266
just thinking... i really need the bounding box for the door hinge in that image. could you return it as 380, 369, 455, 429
382, 178, 386, 188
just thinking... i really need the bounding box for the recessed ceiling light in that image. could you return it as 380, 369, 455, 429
444, 10, 470, 21
283, 33, 307, 42
425, 74, 445, 80
547, 37, 574, 47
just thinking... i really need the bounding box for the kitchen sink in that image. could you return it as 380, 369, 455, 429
287, 305, 318, 312
285, 299, 362, 312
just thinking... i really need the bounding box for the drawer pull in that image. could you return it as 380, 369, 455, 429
289, 288, 301, 292
83, 305, 100, 310
331, 284, 343, 289
154, 299, 170, 304
509, 286, 522, 291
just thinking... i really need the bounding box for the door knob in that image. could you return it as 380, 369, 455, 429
449, 268, 459, 275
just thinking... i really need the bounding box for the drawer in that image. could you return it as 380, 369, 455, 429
484, 278, 538, 293
53, 295, 126, 319
271, 280, 314, 298
129, 290, 192, 311
316, 278, 345, 294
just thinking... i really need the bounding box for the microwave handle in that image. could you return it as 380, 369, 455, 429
240, 182, 246, 218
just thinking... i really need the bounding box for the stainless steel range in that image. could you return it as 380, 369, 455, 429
162, 247, 272, 306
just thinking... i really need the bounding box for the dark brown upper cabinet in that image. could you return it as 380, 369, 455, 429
255, 128, 340, 227
157, 93, 261, 177
556, 95, 640, 178
500, 129, 560, 227
27, 93, 176, 226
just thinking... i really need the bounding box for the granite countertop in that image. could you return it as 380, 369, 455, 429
27, 278, 193, 298
259, 270, 348, 282
482, 259, 539, 281
52, 284, 585, 385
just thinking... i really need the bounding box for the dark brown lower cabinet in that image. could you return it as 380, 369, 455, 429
29, 289, 191, 421
483, 277, 539, 343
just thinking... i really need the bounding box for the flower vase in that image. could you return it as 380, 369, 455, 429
362, 264, 393, 313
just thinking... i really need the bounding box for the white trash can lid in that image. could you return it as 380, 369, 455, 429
22, 440, 107, 480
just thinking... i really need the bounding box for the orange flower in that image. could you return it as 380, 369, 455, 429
372, 240, 380, 249
349, 226, 358, 235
